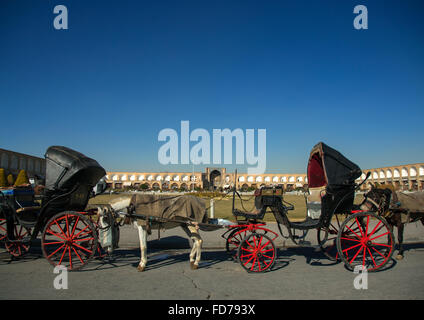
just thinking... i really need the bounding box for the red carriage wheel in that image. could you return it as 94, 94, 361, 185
337, 212, 394, 272
226, 226, 270, 259
237, 233, 276, 273
0, 215, 7, 242
4, 224, 32, 257
41, 211, 98, 271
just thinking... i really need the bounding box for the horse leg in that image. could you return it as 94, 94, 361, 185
182, 224, 203, 270
135, 222, 148, 271
396, 222, 405, 260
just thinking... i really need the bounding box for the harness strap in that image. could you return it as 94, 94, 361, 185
366, 197, 380, 210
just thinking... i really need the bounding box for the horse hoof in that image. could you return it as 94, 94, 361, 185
190, 262, 198, 270
396, 254, 404, 260
137, 265, 145, 272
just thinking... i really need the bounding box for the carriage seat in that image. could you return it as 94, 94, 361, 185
306, 186, 326, 219
233, 207, 266, 220
232, 190, 267, 220
12, 187, 41, 215
16, 206, 41, 213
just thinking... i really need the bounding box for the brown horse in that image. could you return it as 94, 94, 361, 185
361, 184, 424, 260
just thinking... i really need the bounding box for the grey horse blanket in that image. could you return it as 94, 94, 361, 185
129, 194, 208, 227
390, 191, 424, 223
392, 191, 424, 213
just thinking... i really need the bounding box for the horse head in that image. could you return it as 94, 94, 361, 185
361, 185, 393, 214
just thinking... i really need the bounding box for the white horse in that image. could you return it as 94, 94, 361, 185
134, 220, 202, 272
108, 196, 204, 272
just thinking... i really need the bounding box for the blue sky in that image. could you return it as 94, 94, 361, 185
1, 0, 423, 174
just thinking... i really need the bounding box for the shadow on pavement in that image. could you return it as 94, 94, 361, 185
3, 240, 424, 273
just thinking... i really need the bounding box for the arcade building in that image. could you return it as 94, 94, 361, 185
106, 164, 424, 192
0, 148, 423, 192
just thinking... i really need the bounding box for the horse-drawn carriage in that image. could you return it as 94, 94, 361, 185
0, 142, 398, 273
224, 142, 395, 272
0, 146, 107, 270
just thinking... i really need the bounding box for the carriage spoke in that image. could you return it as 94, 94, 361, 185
230, 233, 242, 244
72, 237, 95, 242
366, 246, 378, 269
371, 246, 387, 258
369, 232, 390, 242
73, 224, 91, 239
245, 238, 254, 250
346, 225, 361, 239
65, 215, 70, 238
346, 220, 357, 232
367, 221, 383, 238
362, 246, 366, 267
262, 259, 271, 268
340, 237, 361, 242
17, 226, 26, 237
72, 242, 93, 254
355, 218, 365, 238
326, 235, 338, 241
342, 242, 362, 253
252, 235, 258, 249
251, 257, 258, 271
43, 241, 65, 246
54, 221, 68, 239
259, 239, 271, 251
257, 258, 263, 272
72, 246, 85, 264
371, 242, 392, 248
74, 246, 91, 258
329, 220, 338, 235
58, 245, 68, 265
349, 245, 364, 264
243, 254, 255, 266
257, 235, 263, 247
68, 246, 72, 269
365, 215, 370, 236
46, 228, 68, 241
70, 216, 80, 238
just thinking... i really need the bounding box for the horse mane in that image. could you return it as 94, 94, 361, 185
365, 184, 393, 213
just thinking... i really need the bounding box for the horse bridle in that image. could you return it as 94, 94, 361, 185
364, 190, 391, 215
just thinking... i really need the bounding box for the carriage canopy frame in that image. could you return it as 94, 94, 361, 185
307, 142, 362, 189
45, 146, 106, 192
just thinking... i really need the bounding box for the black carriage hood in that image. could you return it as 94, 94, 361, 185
44, 146, 106, 191
307, 142, 362, 188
